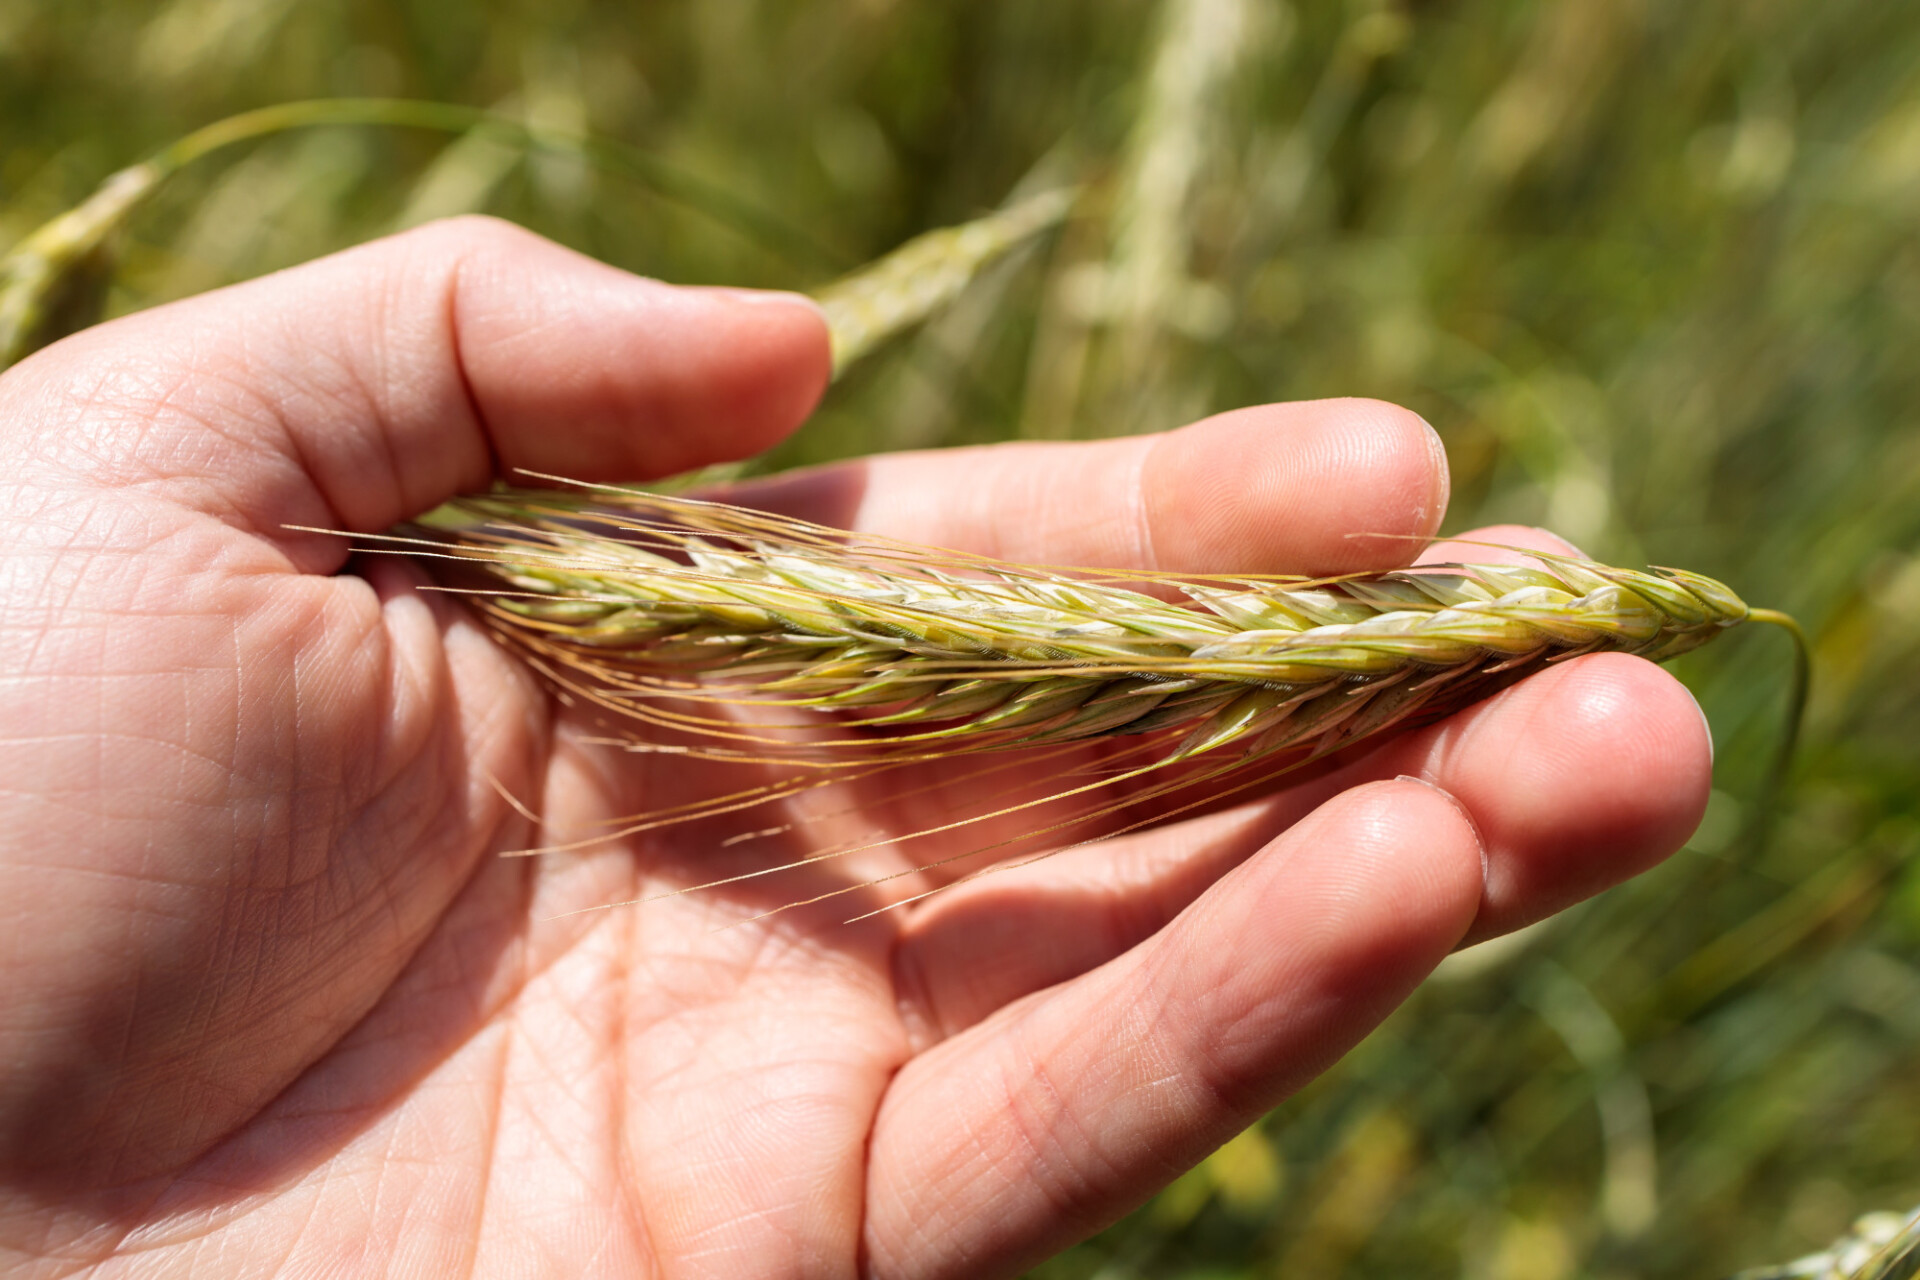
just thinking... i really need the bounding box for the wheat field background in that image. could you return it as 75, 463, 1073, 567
4, 1, 1919, 1276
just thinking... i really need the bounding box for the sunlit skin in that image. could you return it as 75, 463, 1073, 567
0, 218, 1710, 1279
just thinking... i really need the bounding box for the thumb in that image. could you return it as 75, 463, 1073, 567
1, 214, 832, 572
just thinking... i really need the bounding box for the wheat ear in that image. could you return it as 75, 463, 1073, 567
380, 482, 1792, 773
311, 480, 1808, 920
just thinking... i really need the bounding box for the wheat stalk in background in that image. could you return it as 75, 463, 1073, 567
1099, 0, 1251, 431
812, 186, 1075, 376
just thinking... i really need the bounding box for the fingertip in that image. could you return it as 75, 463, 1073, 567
1306, 777, 1484, 946
1571, 654, 1714, 857
684, 288, 834, 458
1449, 652, 1713, 941
1196, 776, 1484, 1041
1543, 653, 1712, 861
449, 236, 833, 480
1146, 397, 1451, 575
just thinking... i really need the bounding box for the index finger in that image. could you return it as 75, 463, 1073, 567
731, 397, 1450, 577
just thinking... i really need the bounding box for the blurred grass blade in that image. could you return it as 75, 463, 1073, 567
1741, 607, 1812, 853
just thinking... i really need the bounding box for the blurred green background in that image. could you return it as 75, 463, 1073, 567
5, 1, 1919, 1275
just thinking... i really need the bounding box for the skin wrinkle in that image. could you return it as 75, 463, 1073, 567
872, 1056, 1009, 1267
281, 758, 455, 994
286, 921, 568, 1258
80, 368, 274, 518
137, 365, 283, 493
958, 1035, 1101, 1268
849, 1065, 890, 1280
367, 1124, 427, 1274
259, 359, 377, 551
5, 541, 115, 683
508, 1024, 604, 1174
1112, 960, 1235, 1149
361, 1151, 431, 1276
125, 948, 505, 1256
1017, 1035, 1095, 1197
1092, 992, 1192, 1163
884, 933, 943, 1054
889, 810, 1218, 1041
455, 1021, 512, 1280
129, 610, 364, 1174
360, 249, 427, 499
608, 917, 660, 1280
267, 320, 422, 552
419, 233, 497, 514
289, 1158, 361, 1277
30, 390, 167, 492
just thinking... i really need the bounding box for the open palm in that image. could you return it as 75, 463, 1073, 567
0, 220, 1711, 1279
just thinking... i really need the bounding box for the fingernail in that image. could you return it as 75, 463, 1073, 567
1529, 526, 1587, 558
1684, 685, 1716, 768
1418, 414, 1451, 537
694, 286, 825, 319
1395, 774, 1488, 858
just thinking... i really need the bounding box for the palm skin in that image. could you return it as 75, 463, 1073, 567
0, 219, 1711, 1279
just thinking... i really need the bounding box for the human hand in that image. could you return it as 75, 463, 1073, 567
0, 218, 1710, 1278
